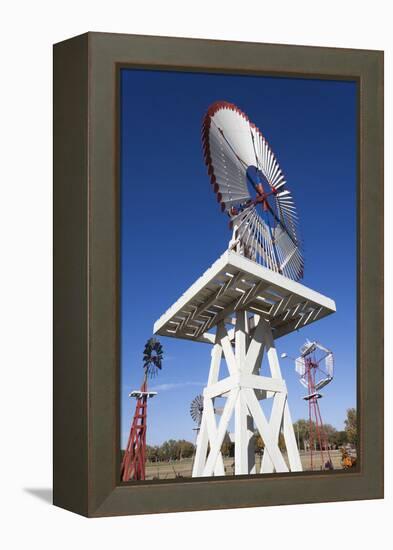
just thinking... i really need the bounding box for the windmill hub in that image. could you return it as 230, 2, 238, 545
245, 165, 277, 211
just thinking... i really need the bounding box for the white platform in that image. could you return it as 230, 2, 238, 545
153, 251, 336, 477
154, 251, 336, 344
129, 390, 157, 399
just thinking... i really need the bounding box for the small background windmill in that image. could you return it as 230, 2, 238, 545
190, 393, 231, 473
190, 394, 204, 429
121, 338, 163, 481
284, 340, 334, 471
189, 394, 204, 473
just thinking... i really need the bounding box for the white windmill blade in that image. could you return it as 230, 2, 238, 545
299, 377, 309, 389
315, 376, 333, 391
325, 352, 334, 377
300, 340, 316, 356
295, 356, 306, 376
295, 340, 335, 395
202, 101, 304, 281
314, 341, 332, 354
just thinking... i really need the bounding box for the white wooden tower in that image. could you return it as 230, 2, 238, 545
153, 251, 336, 476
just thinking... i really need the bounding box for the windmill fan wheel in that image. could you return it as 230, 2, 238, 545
143, 338, 163, 378
202, 101, 304, 281
190, 394, 204, 426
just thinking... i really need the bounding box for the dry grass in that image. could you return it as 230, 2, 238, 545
145, 449, 349, 480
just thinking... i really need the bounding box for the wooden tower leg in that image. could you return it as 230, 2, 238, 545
234, 311, 249, 474
260, 318, 303, 472
192, 324, 226, 477
121, 383, 148, 481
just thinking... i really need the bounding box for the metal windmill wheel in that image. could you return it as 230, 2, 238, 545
202, 101, 303, 281
143, 337, 163, 378
190, 394, 224, 428
295, 340, 334, 392
190, 394, 204, 427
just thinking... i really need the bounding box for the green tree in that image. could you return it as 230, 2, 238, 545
292, 419, 311, 449
330, 430, 347, 447
176, 440, 194, 459
158, 439, 178, 461
322, 423, 337, 447
293, 419, 338, 449
254, 432, 264, 454
278, 432, 286, 451
221, 433, 234, 457
344, 408, 357, 445
146, 445, 160, 462
154, 439, 195, 461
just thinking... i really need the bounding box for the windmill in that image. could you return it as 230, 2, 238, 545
294, 340, 334, 470
190, 394, 231, 472
190, 394, 204, 429
190, 394, 226, 434
189, 394, 204, 472
154, 101, 336, 477
121, 338, 163, 481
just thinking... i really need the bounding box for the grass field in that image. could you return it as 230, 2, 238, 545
145, 449, 351, 480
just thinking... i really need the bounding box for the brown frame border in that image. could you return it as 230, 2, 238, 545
53, 32, 383, 517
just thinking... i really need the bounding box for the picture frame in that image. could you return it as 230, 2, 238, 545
53, 32, 383, 517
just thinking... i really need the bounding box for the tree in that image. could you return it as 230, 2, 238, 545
344, 408, 357, 445
149, 439, 195, 462
278, 432, 286, 451
292, 419, 310, 449
254, 432, 264, 454
330, 430, 347, 448
293, 419, 338, 450
322, 423, 337, 448
221, 435, 234, 457
177, 440, 194, 459
158, 439, 178, 461
146, 445, 160, 462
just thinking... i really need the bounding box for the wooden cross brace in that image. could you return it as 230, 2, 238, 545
192, 313, 302, 477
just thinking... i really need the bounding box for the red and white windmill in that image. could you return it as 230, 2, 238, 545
202, 101, 303, 281
121, 338, 163, 481
294, 340, 334, 470
154, 101, 337, 478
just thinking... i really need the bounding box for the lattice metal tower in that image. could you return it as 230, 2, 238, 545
121, 338, 163, 481
295, 340, 334, 470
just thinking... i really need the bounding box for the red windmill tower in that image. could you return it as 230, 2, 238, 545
294, 340, 334, 470
121, 338, 163, 481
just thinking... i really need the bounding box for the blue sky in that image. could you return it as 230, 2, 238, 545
120, 68, 357, 447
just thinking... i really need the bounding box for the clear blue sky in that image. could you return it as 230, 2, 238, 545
120, 68, 357, 447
